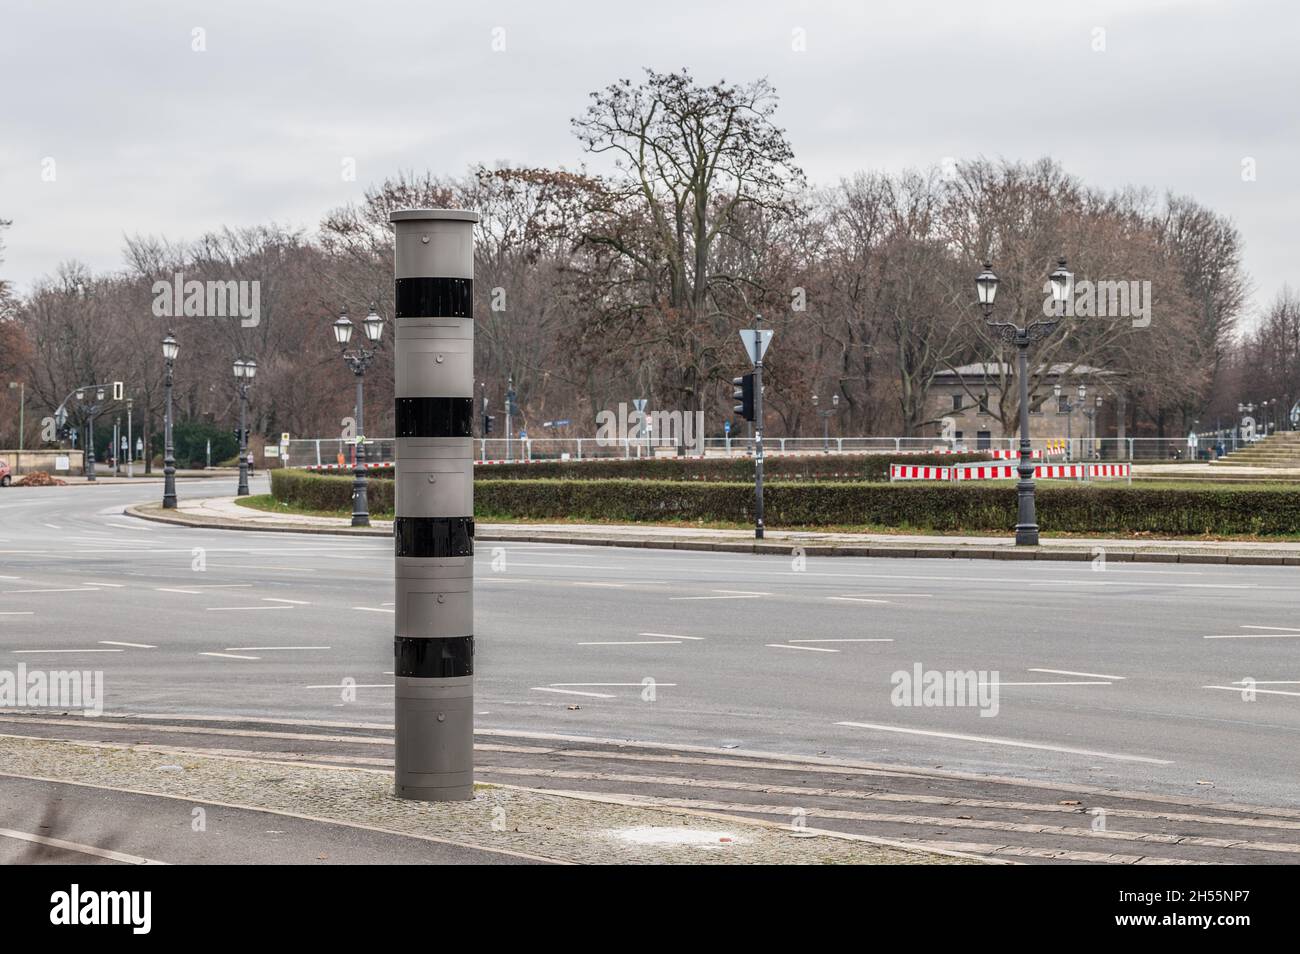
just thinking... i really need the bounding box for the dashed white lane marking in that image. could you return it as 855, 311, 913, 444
1204, 633, 1300, 639
1029, 668, 1127, 681
1205, 685, 1300, 698
504, 563, 626, 571
1231, 679, 1300, 685
204, 605, 293, 612
225, 646, 330, 652
352, 606, 394, 614
638, 632, 705, 640
0, 611, 34, 616
11, 649, 124, 654
670, 590, 770, 601
3, 587, 102, 594
42, 524, 61, 530
829, 596, 891, 604
1241, 625, 1300, 632
981, 681, 1112, 687
199, 652, 260, 660
546, 686, 676, 691
572, 582, 626, 588
835, 722, 1173, 765
306, 683, 392, 689
0, 827, 166, 865
767, 643, 839, 653
99, 641, 156, 649
530, 687, 616, 699
789, 638, 893, 643
262, 598, 310, 605
82, 582, 125, 588
157, 587, 202, 595
578, 640, 682, 645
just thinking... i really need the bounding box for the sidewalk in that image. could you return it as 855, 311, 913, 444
126, 496, 1300, 565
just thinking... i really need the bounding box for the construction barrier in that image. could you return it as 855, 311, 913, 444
988, 449, 1042, 460
888, 465, 953, 481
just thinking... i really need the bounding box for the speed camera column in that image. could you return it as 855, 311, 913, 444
389, 208, 479, 801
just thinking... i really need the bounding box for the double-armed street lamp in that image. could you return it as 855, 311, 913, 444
1054, 382, 1087, 460
812, 393, 840, 452
162, 331, 179, 508
233, 358, 257, 496
332, 304, 384, 527
79, 387, 106, 482
1082, 394, 1103, 459
977, 258, 1073, 546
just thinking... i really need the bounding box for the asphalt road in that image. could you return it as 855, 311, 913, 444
2, 477, 1299, 810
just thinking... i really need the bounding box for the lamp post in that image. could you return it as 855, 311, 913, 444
1053, 382, 1086, 461
233, 358, 257, 496
332, 304, 384, 527
7, 382, 23, 472
978, 258, 1070, 546
162, 331, 179, 508
1081, 394, 1103, 459
812, 393, 840, 452
85, 387, 105, 482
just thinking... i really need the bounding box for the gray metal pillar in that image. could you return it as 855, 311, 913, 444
390, 208, 478, 802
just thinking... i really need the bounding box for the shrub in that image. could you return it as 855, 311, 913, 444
273, 470, 1300, 536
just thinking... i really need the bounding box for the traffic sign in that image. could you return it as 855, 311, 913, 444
739, 329, 773, 366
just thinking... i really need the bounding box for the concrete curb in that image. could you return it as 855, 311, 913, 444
124, 502, 1300, 566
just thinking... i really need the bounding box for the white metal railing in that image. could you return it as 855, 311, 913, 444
281, 435, 1250, 466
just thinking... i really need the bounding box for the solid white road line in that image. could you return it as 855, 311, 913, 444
789, 638, 893, 643
981, 681, 1112, 687
1029, 668, 1127, 681
3, 587, 102, 594
225, 646, 330, 651
1204, 633, 1300, 639
835, 721, 1173, 765
198, 652, 260, 660
98, 641, 156, 649
204, 605, 293, 612
578, 640, 682, 645
0, 612, 34, 616
352, 606, 395, 613
1240, 625, 1300, 632
156, 588, 201, 595
12, 649, 123, 654
767, 643, 839, 653
0, 827, 166, 865
638, 632, 705, 640
262, 597, 310, 605
550, 683, 678, 687
572, 582, 625, 588
306, 683, 392, 689
829, 597, 891, 604
1205, 685, 1300, 698
529, 687, 616, 699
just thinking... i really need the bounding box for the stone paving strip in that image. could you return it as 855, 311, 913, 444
128, 497, 1300, 565
0, 737, 972, 865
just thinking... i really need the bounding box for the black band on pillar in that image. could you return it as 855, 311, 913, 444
394, 516, 475, 557
395, 636, 474, 677
395, 397, 474, 437
395, 277, 473, 318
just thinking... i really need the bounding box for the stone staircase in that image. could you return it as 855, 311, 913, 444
1211, 430, 1300, 467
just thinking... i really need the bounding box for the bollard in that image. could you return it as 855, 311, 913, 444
390, 208, 479, 801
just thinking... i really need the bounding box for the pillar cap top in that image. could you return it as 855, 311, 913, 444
390, 208, 480, 223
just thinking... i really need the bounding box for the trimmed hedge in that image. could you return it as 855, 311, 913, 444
475, 452, 988, 482
273, 470, 1300, 536
273, 468, 394, 514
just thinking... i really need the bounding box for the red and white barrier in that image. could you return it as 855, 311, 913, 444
988, 449, 1042, 460
1087, 463, 1130, 478
304, 461, 394, 473
889, 465, 952, 481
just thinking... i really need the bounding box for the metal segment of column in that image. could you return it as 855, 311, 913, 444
389, 208, 479, 802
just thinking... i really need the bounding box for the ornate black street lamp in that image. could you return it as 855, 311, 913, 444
162, 331, 179, 508
978, 258, 1072, 546
234, 358, 257, 496
332, 304, 384, 527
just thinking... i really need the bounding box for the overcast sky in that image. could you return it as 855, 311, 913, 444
2, 0, 1295, 319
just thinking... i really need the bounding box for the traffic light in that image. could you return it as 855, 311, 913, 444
732, 373, 755, 421
483, 414, 495, 436
112, 381, 123, 401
